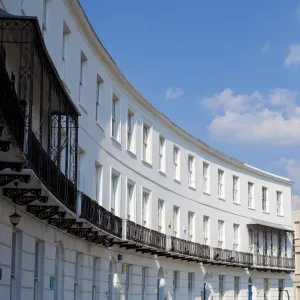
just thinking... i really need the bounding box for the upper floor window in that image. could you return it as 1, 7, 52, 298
79, 51, 87, 106
248, 182, 254, 208
142, 189, 150, 227
111, 94, 120, 141
62, 21, 70, 80
277, 191, 283, 216
111, 170, 120, 215
219, 275, 224, 300
248, 228, 253, 252
159, 135, 166, 173
233, 175, 239, 203
127, 180, 135, 221
188, 211, 194, 241
233, 223, 239, 251
127, 110, 135, 153
262, 187, 268, 212
173, 206, 179, 237
173, 146, 180, 181
203, 216, 210, 245
78, 149, 85, 191
188, 155, 195, 188
158, 199, 164, 233
95, 75, 104, 123
218, 220, 224, 248
203, 162, 210, 194
142, 123, 151, 163
94, 163, 102, 203
218, 169, 225, 199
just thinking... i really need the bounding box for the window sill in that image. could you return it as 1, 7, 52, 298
126, 149, 137, 158
248, 207, 256, 211
95, 121, 104, 132
79, 103, 88, 114
218, 197, 226, 201
263, 211, 270, 215
111, 136, 122, 148
142, 160, 152, 168
188, 185, 196, 191
158, 170, 166, 177
173, 178, 181, 184
233, 202, 241, 206
203, 191, 211, 196
277, 214, 284, 217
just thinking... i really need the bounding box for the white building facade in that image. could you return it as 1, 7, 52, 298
0, 1, 294, 300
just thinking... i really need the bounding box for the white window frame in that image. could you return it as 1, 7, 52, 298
142, 267, 147, 300
264, 279, 269, 300
159, 135, 166, 173
94, 163, 102, 203
127, 179, 135, 221
111, 169, 120, 215
142, 189, 150, 227
111, 93, 120, 141
203, 162, 210, 194
127, 109, 135, 153
42, 0, 50, 37
248, 182, 254, 209
173, 206, 179, 237
173, 271, 179, 292
95, 75, 103, 123
248, 228, 253, 252
79, 51, 87, 105
234, 276, 240, 300
173, 146, 180, 181
62, 21, 70, 81
188, 272, 194, 300
203, 216, 210, 245
262, 187, 268, 212
188, 211, 194, 241
277, 191, 283, 216
142, 122, 151, 163
158, 199, 164, 232
233, 224, 239, 251
218, 220, 224, 248
218, 169, 225, 199
188, 155, 195, 188
233, 175, 239, 203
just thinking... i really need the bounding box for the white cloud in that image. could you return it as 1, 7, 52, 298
165, 87, 184, 102
276, 158, 300, 189
285, 44, 300, 67
200, 88, 300, 146
261, 41, 270, 53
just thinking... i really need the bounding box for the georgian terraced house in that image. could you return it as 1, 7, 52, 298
0, 1, 295, 300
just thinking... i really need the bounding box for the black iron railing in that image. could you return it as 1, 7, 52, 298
0, 63, 25, 150
254, 254, 294, 269
126, 220, 166, 250
168, 236, 210, 260
213, 248, 253, 265
27, 130, 77, 212
80, 192, 122, 238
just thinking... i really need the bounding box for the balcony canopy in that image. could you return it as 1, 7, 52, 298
248, 219, 293, 233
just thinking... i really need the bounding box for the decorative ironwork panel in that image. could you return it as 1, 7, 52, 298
0, 174, 30, 186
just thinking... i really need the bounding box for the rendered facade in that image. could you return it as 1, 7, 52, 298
0, 1, 295, 300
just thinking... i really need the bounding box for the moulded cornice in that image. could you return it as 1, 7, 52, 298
65, 0, 292, 186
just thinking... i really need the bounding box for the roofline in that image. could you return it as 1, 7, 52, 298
67, 0, 292, 185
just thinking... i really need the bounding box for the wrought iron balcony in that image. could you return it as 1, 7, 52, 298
253, 254, 294, 270
213, 248, 253, 266
79, 192, 123, 238
166, 236, 210, 260
126, 220, 166, 250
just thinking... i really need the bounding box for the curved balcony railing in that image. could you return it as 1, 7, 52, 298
167, 236, 210, 260
126, 220, 166, 250
213, 248, 253, 266
80, 192, 123, 238
254, 254, 294, 269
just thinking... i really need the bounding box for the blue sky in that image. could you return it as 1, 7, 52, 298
79, 0, 300, 208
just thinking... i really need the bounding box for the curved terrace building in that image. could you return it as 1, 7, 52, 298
0, 1, 294, 300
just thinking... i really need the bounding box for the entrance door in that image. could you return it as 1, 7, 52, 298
248, 283, 252, 300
